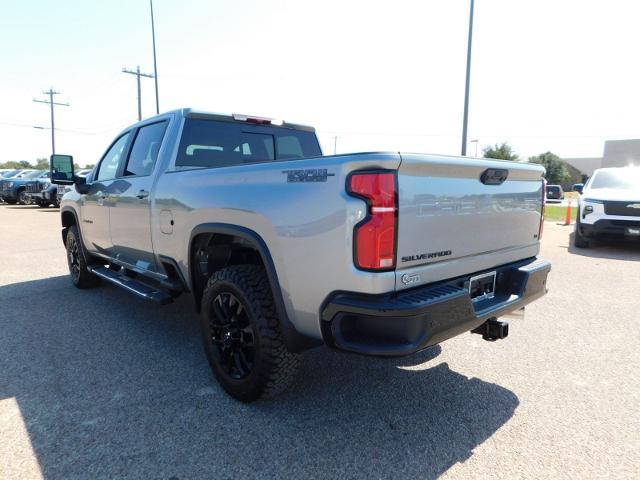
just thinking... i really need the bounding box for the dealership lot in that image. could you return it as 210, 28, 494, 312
1, 205, 638, 480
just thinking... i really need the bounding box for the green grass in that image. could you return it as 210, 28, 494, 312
545, 204, 577, 223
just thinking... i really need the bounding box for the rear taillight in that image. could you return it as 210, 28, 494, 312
348, 171, 397, 270
539, 178, 547, 240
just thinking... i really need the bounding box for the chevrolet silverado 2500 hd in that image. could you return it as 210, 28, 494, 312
51, 109, 551, 402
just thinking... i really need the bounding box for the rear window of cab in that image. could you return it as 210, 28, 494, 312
175, 119, 322, 169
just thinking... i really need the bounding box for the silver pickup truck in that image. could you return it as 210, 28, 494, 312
51, 108, 551, 402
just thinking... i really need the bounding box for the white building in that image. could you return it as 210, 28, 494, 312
564, 139, 640, 176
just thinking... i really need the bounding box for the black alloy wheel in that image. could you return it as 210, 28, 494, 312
18, 190, 30, 205
200, 265, 301, 402
207, 291, 257, 380
67, 232, 81, 282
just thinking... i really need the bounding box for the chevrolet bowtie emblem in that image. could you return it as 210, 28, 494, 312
627, 204, 640, 209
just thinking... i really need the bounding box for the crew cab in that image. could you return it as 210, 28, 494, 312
574, 167, 640, 247
52, 108, 551, 401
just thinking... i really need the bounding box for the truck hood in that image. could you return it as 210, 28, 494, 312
582, 188, 640, 202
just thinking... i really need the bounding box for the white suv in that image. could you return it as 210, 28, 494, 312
574, 167, 640, 248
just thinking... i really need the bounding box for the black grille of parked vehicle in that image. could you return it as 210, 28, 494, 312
25, 182, 41, 193
610, 220, 640, 227
604, 201, 640, 217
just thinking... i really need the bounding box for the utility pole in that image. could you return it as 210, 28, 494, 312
122, 66, 155, 120
461, 0, 475, 156
33, 88, 69, 155
150, 0, 160, 114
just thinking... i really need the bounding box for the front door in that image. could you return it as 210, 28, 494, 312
108, 121, 168, 274
81, 132, 132, 256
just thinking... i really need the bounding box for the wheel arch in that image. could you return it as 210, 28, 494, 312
189, 223, 321, 353
60, 207, 80, 245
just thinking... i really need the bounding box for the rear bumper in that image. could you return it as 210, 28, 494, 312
579, 219, 640, 240
321, 257, 551, 357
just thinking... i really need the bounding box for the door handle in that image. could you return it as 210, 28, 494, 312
136, 189, 150, 199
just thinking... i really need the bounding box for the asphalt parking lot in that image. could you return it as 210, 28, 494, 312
1, 205, 639, 480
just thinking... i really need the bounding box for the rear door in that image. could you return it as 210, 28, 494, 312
81, 132, 133, 255
108, 120, 168, 273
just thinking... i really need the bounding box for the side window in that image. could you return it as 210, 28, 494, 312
96, 133, 131, 182
124, 121, 168, 177
276, 135, 304, 159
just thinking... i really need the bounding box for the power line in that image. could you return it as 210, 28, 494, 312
122, 66, 155, 121
33, 88, 69, 155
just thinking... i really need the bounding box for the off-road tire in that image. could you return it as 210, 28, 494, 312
200, 264, 301, 402
17, 189, 29, 205
574, 215, 590, 249
65, 225, 101, 288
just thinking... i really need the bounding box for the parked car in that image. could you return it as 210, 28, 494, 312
54, 169, 92, 206
52, 108, 551, 401
0, 169, 37, 179
574, 167, 640, 247
29, 169, 91, 208
0, 170, 48, 205
546, 184, 564, 202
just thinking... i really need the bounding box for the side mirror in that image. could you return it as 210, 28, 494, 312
75, 176, 90, 195
572, 183, 584, 194
50, 154, 75, 185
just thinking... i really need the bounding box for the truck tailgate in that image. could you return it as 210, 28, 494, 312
396, 153, 545, 290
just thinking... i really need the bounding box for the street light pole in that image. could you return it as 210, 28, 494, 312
150, 0, 160, 114
461, 0, 475, 156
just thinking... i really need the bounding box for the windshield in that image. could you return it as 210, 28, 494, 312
1, 170, 19, 178
589, 169, 640, 190
24, 170, 45, 179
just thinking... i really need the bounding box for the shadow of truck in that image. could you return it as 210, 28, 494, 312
0, 275, 519, 479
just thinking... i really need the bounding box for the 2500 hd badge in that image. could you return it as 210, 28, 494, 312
401, 250, 453, 263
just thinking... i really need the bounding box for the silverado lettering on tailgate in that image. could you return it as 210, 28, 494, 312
401, 250, 452, 263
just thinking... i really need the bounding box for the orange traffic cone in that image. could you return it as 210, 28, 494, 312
565, 201, 573, 225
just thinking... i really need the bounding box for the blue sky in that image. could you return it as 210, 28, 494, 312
1, 0, 639, 165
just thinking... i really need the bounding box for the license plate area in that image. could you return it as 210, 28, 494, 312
468, 271, 496, 302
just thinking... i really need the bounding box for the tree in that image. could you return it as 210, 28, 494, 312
528, 152, 571, 184
483, 143, 519, 161
34, 158, 49, 170
0, 159, 44, 169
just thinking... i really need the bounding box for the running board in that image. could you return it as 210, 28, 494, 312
88, 265, 173, 305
